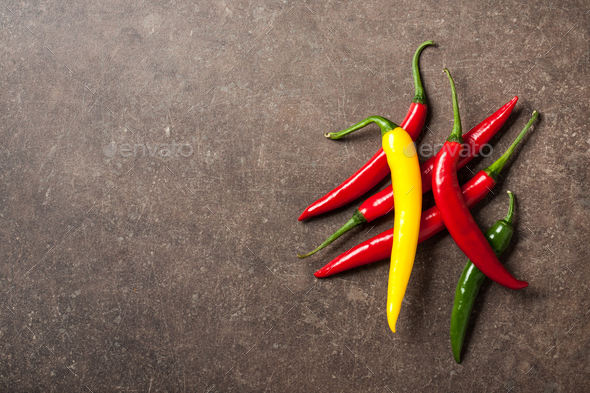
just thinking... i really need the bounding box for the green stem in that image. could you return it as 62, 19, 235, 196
412, 40, 435, 105
297, 210, 367, 258
504, 191, 515, 224
324, 116, 398, 139
443, 68, 463, 143
484, 111, 538, 181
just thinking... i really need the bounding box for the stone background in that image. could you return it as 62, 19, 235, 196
0, 0, 589, 392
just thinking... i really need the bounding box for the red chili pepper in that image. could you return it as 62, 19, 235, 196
314, 110, 537, 278
433, 69, 527, 290
298, 96, 517, 258
298, 41, 434, 221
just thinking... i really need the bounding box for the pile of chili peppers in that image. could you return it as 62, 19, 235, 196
297, 41, 540, 362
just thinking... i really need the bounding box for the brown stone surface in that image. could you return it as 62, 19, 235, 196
1, 1, 589, 391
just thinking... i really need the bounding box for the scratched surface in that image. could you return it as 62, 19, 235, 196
0, 0, 589, 392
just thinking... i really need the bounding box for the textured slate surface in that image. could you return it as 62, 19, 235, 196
0, 0, 589, 391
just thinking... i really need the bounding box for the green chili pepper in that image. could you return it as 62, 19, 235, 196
450, 190, 516, 363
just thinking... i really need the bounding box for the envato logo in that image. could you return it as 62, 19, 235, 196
103, 141, 193, 158
403, 142, 493, 158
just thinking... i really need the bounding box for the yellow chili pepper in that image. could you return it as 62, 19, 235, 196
382, 127, 422, 332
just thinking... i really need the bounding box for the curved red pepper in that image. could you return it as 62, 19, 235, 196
434, 143, 526, 289
314, 109, 538, 278
298, 41, 434, 221
433, 69, 527, 290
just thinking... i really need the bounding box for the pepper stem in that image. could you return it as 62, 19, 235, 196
504, 191, 515, 224
412, 40, 435, 105
297, 210, 367, 258
443, 68, 463, 143
324, 116, 398, 139
484, 111, 539, 181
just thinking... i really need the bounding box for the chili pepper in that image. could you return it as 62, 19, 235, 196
451, 191, 517, 363
314, 111, 538, 278
298, 40, 434, 221
297, 96, 518, 258
381, 125, 422, 333
433, 68, 527, 290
